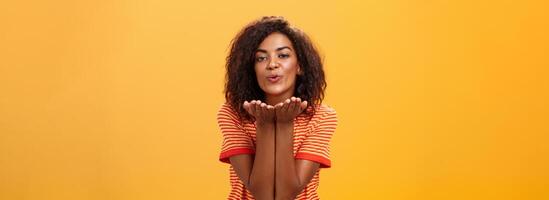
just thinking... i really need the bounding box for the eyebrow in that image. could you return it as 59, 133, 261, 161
256, 46, 293, 53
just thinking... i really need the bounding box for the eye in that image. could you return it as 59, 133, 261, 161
278, 53, 290, 59
255, 56, 267, 62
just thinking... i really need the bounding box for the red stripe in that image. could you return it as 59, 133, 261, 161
219, 103, 337, 199
295, 152, 331, 168
219, 148, 255, 163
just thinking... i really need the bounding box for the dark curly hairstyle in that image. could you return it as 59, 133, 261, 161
224, 16, 326, 122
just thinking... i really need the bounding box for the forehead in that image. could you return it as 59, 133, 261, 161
257, 32, 294, 51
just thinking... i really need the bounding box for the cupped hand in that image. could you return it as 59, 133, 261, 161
274, 97, 308, 123
243, 100, 276, 124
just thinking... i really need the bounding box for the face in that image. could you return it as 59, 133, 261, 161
254, 32, 301, 104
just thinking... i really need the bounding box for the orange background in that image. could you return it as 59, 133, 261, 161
1, 0, 548, 199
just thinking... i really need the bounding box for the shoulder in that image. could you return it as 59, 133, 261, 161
305, 104, 338, 137
305, 104, 337, 126
314, 104, 337, 119
316, 104, 336, 114
217, 102, 240, 122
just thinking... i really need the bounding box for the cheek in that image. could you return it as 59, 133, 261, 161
254, 65, 265, 77
255, 66, 268, 87
286, 73, 297, 85
282, 61, 299, 76
290, 58, 300, 73
282, 69, 299, 86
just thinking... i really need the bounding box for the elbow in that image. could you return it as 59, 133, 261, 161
275, 183, 302, 200
248, 181, 274, 200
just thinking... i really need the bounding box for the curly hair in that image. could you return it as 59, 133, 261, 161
224, 16, 326, 122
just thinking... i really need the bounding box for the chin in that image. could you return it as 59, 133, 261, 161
263, 90, 284, 96
262, 87, 288, 97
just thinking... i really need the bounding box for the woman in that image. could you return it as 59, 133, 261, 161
218, 16, 337, 200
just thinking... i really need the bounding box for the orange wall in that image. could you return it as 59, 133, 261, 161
1, 0, 548, 199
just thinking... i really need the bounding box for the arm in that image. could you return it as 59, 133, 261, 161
229, 101, 276, 200
275, 121, 320, 200
274, 97, 320, 200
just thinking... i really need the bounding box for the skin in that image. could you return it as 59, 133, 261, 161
229, 32, 320, 200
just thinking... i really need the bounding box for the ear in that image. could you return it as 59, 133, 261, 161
297, 65, 303, 75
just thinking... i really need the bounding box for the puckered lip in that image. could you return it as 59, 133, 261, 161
267, 74, 281, 78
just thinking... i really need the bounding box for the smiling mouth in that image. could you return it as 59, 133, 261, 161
267, 75, 281, 83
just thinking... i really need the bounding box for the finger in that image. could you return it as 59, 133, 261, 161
255, 101, 263, 116
282, 98, 291, 112
274, 102, 284, 110
294, 98, 302, 113
292, 98, 301, 113
260, 103, 267, 115
288, 97, 297, 112
274, 102, 283, 115
256, 103, 263, 116
249, 100, 257, 112
249, 100, 258, 115
301, 101, 308, 110
263, 103, 271, 115
253, 100, 259, 108
267, 105, 275, 115
256, 101, 263, 110
243, 101, 252, 114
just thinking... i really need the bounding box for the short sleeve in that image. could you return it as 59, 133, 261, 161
217, 103, 255, 164
295, 106, 338, 168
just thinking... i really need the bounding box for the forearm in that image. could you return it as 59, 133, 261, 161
249, 121, 276, 200
275, 121, 301, 200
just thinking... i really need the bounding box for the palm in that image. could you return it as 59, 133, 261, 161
243, 100, 276, 123
274, 97, 308, 123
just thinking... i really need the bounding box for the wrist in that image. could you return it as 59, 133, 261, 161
276, 119, 294, 126
255, 119, 275, 129
276, 120, 294, 134
275, 121, 294, 144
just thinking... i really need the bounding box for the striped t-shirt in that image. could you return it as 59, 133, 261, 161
217, 102, 338, 200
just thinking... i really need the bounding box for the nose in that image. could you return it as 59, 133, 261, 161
267, 58, 279, 70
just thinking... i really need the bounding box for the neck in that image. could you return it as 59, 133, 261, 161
265, 90, 294, 106
266, 96, 286, 106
